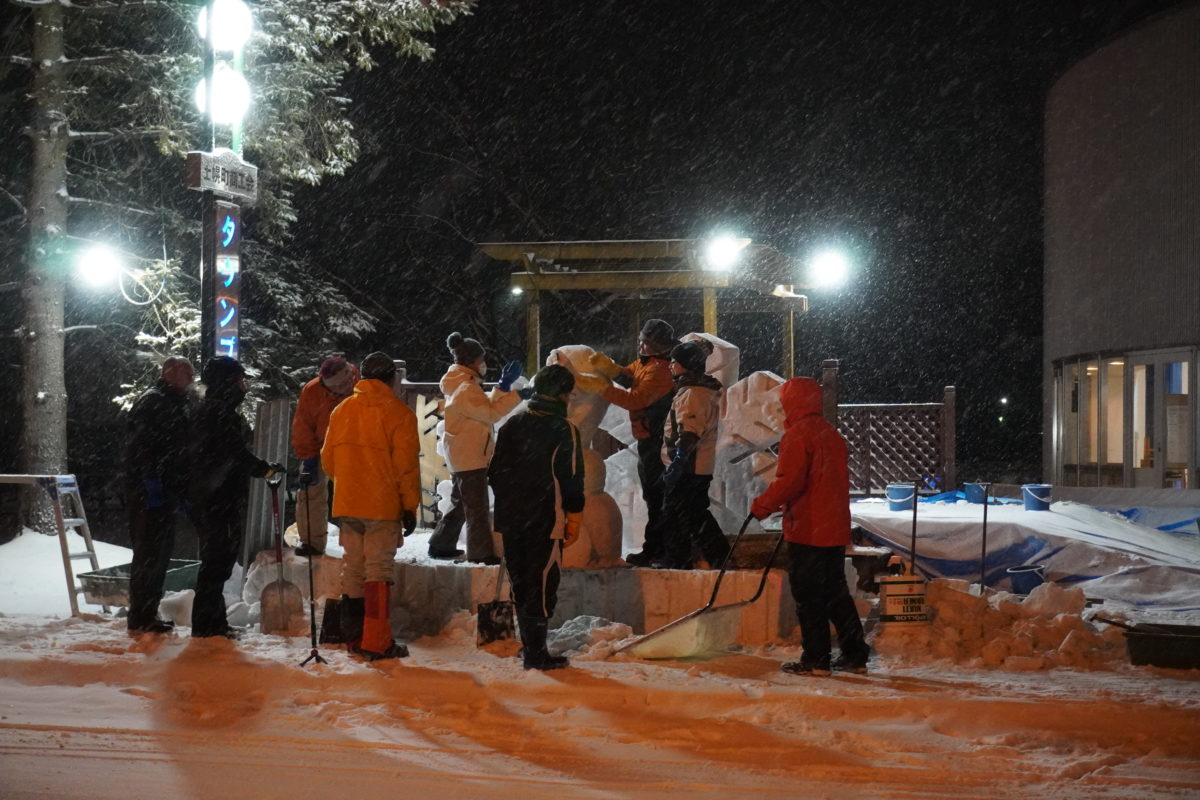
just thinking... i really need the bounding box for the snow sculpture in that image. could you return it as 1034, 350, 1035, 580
714, 370, 787, 529
562, 450, 625, 568
544, 345, 624, 566
680, 331, 739, 397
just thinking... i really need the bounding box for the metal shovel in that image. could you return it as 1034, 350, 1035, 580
615, 514, 785, 660
260, 475, 304, 635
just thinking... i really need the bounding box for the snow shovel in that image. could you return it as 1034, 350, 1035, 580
615, 514, 786, 660
260, 475, 304, 635
476, 557, 516, 646
299, 485, 327, 666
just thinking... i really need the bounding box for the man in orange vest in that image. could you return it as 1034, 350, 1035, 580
291, 356, 358, 556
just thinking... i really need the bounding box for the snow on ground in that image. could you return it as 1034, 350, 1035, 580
1, 530, 1199, 798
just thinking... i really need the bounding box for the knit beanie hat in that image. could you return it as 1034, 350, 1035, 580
639, 318, 675, 350
318, 356, 349, 379
670, 340, 712, 374
201, 355, 245, 392
446, 332, 485, 366
360, 351, 397, 382
533, 364, 575, 397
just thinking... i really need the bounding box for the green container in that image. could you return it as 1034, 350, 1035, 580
78, 559, 200, 607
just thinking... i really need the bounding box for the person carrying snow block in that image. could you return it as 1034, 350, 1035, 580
187, 357, 284, 639
321, 352, 421, 661
291, 355, 359, 556
580, 318, 678, 566
654, 339, 731, 571
488, 365, 585, 671
750, 377, 870, 676
427, 331, 523, 564
125, 355, 194, 636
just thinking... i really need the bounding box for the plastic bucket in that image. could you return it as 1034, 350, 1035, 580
1021, 483, 1052, 511
1007, 564, 1045, 594
964, 482, 988, 504
886, 483, 915, 512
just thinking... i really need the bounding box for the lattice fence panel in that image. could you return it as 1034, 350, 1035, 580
838, 403, 948, 495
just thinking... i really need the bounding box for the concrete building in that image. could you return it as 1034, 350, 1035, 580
1044, 1, 1200, 490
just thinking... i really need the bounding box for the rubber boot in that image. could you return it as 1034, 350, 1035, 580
518, 615, 568, 671
339, 595, 365, 652
356, 581, 408, 661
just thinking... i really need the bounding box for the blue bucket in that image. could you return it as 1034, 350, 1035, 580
1022, 483, 1052, 511
886, 483, 915, 512
1007, 564, 1046, 594
964, 482, 988, 504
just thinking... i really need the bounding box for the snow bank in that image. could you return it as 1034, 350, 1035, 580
874, 578, 1127, 671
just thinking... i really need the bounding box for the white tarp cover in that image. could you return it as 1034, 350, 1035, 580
852, 499, 1200, 615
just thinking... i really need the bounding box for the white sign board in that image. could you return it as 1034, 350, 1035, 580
185, 148, 258, 204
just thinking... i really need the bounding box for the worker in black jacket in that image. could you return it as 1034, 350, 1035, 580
187, 356, 282, 639
488, 364, 585, 670
125, 356, 194, 635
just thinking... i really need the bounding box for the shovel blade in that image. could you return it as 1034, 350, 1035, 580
261, 578, 304, 635
476, 600, 516, 646
627, 606, 742, 660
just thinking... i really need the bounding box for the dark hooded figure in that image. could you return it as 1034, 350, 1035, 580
187, 356, 282, 639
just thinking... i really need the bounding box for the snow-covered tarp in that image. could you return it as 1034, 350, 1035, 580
853, 499, 1200, 615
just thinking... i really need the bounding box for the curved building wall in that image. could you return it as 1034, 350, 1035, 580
1043, 2, 1200, 487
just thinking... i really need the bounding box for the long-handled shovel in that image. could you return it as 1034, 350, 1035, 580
299, 485, 327, 666
615, 514, 784, 660
476, 556, 517, 646
261, 475, 304, 635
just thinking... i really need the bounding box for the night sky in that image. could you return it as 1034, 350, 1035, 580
291, 0, 1182, 476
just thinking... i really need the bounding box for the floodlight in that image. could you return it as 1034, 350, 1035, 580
194, 63, 252, 126
703, 235, 749, 271
77, 244, 123, 288
810, 249, 849, 287
197, 0, 253, 52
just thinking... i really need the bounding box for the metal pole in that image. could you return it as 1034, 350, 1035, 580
909, 479, 919, 576
980, 482, 991, 590
525, 290, 541, 375
702, 287, 717, 334
200, 1, 217, 363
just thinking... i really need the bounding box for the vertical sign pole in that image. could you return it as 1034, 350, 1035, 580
200, 0, 217, 363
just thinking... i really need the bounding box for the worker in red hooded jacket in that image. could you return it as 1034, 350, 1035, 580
751, 377, 869, 676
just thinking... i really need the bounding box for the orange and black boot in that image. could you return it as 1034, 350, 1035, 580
356, 581, 408, 661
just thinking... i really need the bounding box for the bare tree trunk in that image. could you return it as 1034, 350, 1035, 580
18, 2, 69, 535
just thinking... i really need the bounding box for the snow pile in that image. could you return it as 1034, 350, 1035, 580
548, 614, 632, 660
874, 578, 1127, 671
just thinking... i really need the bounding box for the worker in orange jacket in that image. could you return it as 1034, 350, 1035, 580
321, 352, 420, 661
580, 319, 678, 566
291, 356, 358, 556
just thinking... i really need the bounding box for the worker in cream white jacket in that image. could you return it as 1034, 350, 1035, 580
427, 331, 523, 563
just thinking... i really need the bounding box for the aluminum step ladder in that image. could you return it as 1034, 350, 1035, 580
0, 474, 107, 616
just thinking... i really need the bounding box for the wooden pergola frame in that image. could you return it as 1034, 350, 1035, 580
478, 239, 811, 376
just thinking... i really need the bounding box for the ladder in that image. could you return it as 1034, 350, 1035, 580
0, 474, 107, 616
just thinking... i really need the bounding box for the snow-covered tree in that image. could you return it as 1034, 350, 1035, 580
4, 0, 472, 533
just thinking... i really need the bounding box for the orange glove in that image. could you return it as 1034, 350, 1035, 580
564, 512, 583, 547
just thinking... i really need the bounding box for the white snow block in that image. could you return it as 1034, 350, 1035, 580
714, 370, 786, 529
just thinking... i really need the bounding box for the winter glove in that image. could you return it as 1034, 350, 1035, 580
574, 371, 611, 395
662, 450, 688, 491
142, 478, 167, 510
750, 496, 774, 520
298, 457, 319, 488
588, 351, 622, 380
264, 462, 286, 480
517, 385, 538, 400
498, 360, 523, 392
402, 509, 417, 537
563, 512, 583, 547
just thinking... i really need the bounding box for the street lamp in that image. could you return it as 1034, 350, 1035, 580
193, 62, 252, 127
809, 248, 850, 287
196, 0, 253, 52
76, 244, 122, 289
703, 234, 750, 271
